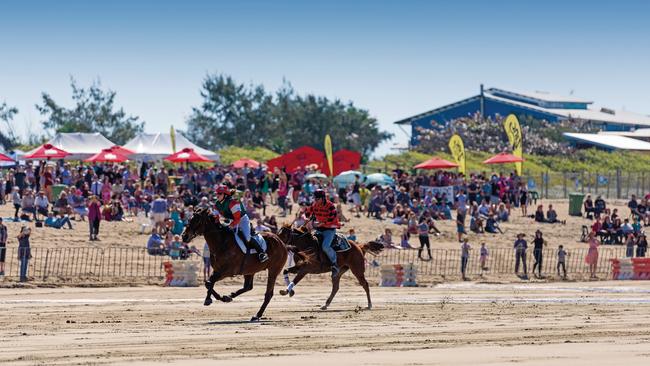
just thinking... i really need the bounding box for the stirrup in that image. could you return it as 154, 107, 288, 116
258, 252, 269, 263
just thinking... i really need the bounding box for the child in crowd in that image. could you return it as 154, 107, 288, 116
346, 228, 357, 242
400, 228, 412, 249
557, 245, 568, 279
480, 242, 489, 274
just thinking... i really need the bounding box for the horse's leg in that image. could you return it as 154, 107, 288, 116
321, 267, 349, 310
221, 274, 254, 303
279, 270, 307, 297
349, 260, 372, 310
204, 272, 223, 306
252, 268, 280, 322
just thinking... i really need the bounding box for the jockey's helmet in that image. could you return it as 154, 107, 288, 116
314, 189, 326, 200
215, 184, 231, 196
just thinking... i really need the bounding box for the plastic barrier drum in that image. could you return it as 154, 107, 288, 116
379, 263, 418, 287
163, 261, 200, 287
611, 258, 650, 280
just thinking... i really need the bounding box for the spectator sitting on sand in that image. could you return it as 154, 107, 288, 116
44, 212, 73, 230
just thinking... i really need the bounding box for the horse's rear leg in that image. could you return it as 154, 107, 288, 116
252, 268, 280, 322
350, 262, 372, 310
321, 267, 349, 310
221, 274, 254, 303
280, 270, 307, 297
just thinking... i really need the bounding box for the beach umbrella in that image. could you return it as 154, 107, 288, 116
85, 148, 129, 163
414, 157, 459, 170
232, 158, 260, 169
305, 173, 328, 180
0, 152, 14, 162
482, 152, 525, 164
23, 143, 70, 160
164, 147, 212, 163
365, 173, 395, 186
333, 170, 364, 188
110, 145, 135, 156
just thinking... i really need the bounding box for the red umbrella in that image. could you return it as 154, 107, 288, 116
232, 158, 260, 169
0, 152, 14, 162
482, 152, 525, 164
414, 157, 459, 170
85, 148, 129, 163
164, 147, 212, 163
110, 145, 134, 156
24, 143, 69, 160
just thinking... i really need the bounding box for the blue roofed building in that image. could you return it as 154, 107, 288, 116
395, 85, 650, 149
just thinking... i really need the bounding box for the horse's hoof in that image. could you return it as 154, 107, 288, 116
367, 305, 372, 310
250, 316, 260, 322
221, 295, 232, 303
279, 289, 288, 296
320, 305, 328, 311
204, 298, 213, 306
289, 289, 295, 297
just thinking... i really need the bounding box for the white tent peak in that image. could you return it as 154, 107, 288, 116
26, 132, 116, 160
123, 132, 219, 161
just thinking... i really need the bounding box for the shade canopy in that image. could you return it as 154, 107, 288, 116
266, 146, 325, 173
23, 144, 70, 160
305, 173, 328, 180
23, 132, 116, 160
231, 158, 260, 169
110, 145, 135, 156
483, 152, 525, 164
333, 170, 364, 188
123, 132, 219, 161
164, 148, 212, 163
85, 149, 129, 163
365, 173, 395, 186
0, 152, 14, 162
414, 157, 459, 170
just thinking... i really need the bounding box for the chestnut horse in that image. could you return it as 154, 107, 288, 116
182, 208, 308, 321
277, 225, 383, 310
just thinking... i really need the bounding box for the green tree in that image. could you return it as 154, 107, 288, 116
0, 101, 19, 149
185, 73, 392, 158
36, 78, 144, 145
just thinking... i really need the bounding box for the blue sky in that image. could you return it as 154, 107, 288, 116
1, 0, 649, 156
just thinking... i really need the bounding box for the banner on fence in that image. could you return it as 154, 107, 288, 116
420, 185, 454, 202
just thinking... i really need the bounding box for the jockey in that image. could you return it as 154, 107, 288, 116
306, 189, 340, 277
214, 185, 269, 263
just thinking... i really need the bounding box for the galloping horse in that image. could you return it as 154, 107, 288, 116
182, 208, 307, 321
277, 224, 384, 310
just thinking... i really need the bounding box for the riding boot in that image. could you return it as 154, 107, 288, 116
248, 237, 269, 263
331, 264, 340, 278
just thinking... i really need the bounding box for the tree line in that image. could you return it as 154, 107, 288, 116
1, 74, 392, 158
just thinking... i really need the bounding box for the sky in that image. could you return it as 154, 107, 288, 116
1, 0, 649, 156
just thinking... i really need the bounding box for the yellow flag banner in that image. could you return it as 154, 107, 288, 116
324, 134, 334, 177
170, 125, 177, 153
503, 114, 523, 175
448, 134, 466, 176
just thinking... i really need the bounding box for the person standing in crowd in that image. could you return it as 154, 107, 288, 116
514, 233, 528, 278
637, 234, 648, 258
456, 209, 466, 243
88, 195, 102, 241
11, 186, 21, 221
532, 230, 546, 278
479, 242, 489, 275
17, 226, 31, 282
460, 237, 471, 280
202, 242, 211, 281
585, 232, 600, 279
625, 233, 635, 258
557, 245, 568, 279
417, 217, 432, 261
0, 218, 6, 276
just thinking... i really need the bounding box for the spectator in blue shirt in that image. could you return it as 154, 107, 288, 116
44, 212, 73, 229
147, 228, 166, 255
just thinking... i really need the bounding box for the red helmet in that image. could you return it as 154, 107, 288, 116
215, 185, 231, 195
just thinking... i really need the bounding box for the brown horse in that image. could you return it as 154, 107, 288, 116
277, 224, 384, 310
182, 208, 307, 321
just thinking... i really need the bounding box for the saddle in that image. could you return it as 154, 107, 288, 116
314, 231, 352, 253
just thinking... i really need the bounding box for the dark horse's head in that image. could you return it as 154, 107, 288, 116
182, 207, 217, 243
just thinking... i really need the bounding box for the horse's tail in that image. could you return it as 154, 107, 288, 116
359, 241, 384, 256
286, 245, 315, 266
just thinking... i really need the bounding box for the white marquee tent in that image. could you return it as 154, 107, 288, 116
123, 132, 219, 161
24, 132, 116, 160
